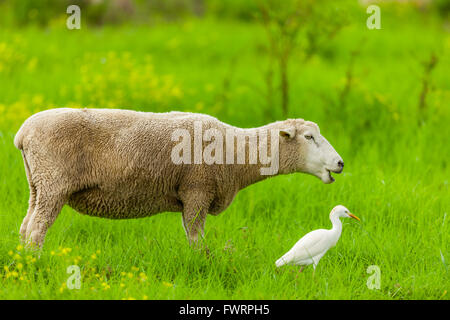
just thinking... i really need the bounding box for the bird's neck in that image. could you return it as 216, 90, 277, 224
330, 215, 343, 240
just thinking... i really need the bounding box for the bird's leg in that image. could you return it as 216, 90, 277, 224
294, 266, 304, 280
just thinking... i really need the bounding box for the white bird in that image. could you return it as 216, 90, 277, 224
275, 205, 360, 273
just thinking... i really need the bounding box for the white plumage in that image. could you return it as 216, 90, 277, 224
275, 205, 360, 272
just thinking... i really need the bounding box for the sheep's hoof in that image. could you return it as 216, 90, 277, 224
24, 232, 44, 251
203, 246, 211, 259
191, 241, 210, 257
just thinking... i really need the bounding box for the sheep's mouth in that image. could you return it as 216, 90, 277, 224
323, 168, 343, 184
327, 170, 335, 183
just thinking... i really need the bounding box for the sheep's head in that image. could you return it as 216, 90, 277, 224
277, 119, 344, 184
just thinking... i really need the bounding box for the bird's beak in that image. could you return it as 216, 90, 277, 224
349, 213, 360, 221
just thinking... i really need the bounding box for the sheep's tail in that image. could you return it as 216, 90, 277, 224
14, 124, 25, 150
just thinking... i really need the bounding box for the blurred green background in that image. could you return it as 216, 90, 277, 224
0, 0, 448, 299
0, 0, 449, 151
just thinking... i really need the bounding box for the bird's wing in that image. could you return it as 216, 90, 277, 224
279, 229, 330, 265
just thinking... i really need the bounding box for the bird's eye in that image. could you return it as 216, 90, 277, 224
305, 135, 313, 140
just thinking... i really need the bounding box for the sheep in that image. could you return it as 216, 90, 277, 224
14, 108, 344, 248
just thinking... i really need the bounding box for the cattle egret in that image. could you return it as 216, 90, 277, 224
275, 205, 360, 273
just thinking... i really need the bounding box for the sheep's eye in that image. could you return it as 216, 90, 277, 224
305, 135, 313, 140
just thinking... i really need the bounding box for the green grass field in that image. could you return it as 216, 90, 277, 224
0, 6, 449, 299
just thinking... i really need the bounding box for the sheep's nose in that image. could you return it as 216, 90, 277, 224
336, 160, 344, 173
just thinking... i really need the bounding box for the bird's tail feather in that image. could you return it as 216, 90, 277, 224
275, 257, 286, 267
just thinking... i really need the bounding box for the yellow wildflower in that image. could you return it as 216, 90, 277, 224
13, 254, 22, 260
101, 282, 110, 290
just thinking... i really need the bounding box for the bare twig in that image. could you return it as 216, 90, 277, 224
340, 48, 360, 108
418, 53, 438, 110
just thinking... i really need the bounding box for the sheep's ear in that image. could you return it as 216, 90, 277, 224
279, 128, 296, 139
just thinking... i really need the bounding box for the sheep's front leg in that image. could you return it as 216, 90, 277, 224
180, 190, 212, 249
182, 208, 207, 247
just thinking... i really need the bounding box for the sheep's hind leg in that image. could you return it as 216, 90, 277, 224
20, 186, 36, 242
19, 151, 37, 242
25, 188, 65, 249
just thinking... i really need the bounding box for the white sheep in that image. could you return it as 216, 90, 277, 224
14, 108, 344, 248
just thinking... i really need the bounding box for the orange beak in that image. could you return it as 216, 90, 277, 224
349, 213, 360, 221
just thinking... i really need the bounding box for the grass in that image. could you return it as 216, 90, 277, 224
0, 10, 449, 299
